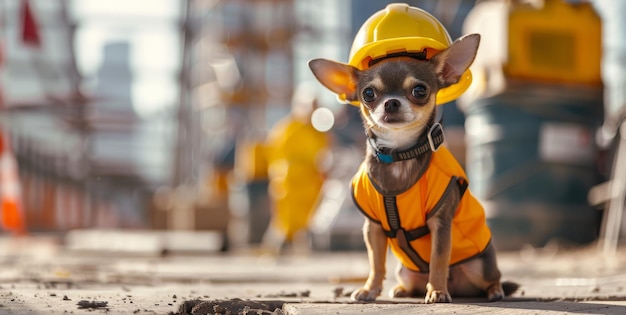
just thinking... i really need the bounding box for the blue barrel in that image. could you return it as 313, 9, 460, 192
465, 85, 603, 250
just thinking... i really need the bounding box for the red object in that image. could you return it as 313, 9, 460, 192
21, 0, 41, 47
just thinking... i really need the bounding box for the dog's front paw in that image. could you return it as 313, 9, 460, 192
351, 287, 381, 301
425, 290, 452, 303
425, 283, 451, 303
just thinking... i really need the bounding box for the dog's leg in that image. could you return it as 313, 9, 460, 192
425, 214, 453, 303
351, 219, 388, 301
476, 243, 506, 301
450, 243, 506, 301
424, 185, 459, 303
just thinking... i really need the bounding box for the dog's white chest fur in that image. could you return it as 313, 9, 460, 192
374, 129, 420, 149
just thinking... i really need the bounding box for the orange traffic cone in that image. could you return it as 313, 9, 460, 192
0, 2, 30, 236
0, 133, 26, 236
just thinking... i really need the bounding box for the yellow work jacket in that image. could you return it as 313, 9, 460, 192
351, 146, 492, 272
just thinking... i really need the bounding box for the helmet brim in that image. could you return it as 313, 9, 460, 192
338, 37, 473, 106
348, 37, 447, 70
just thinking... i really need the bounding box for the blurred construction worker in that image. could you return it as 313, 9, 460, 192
262, 83, 332, 254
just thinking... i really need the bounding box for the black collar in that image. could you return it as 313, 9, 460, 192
368, 114, 444, 164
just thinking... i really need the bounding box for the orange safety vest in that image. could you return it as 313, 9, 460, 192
351, 146, 492, 272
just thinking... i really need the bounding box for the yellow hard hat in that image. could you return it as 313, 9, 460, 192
342, 3, 473, 106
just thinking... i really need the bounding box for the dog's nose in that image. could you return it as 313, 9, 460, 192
384, 99, 401, 113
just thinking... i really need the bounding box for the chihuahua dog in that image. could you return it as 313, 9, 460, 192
309, 34, 517, 303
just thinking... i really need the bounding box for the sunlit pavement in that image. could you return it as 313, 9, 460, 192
1, 233, 625, 314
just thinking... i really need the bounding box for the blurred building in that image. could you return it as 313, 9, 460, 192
0, 0, 183, 231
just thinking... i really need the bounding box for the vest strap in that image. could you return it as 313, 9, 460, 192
382, 196, 430, 241
383, 224, 431, 240
383, 196, 429, 272
383, 196, 400, 231
396, 229, 430, 272
457, 177, 468, 196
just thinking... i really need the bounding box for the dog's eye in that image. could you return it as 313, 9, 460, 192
362, 87, 376, 102
412, 84, 428, 98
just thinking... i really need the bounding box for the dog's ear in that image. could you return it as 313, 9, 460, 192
308, 58, 359, 103
431, 34, 480, 88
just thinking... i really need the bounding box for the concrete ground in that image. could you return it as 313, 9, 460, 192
1, 232, 625, 315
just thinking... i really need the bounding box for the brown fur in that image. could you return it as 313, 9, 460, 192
309, 34, 517, 303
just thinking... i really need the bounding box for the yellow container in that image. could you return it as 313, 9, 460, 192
505, 0, 601, 85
